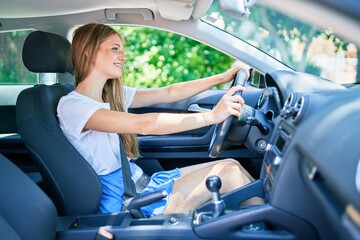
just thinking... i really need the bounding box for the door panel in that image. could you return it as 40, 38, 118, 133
0, 85, 36, 172
0, 105, 39, 174
0, 105, 17, 134
131, 89, 263, 177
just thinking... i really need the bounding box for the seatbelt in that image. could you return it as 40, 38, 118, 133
118, 136, 167, 218
118, 135, 138, 199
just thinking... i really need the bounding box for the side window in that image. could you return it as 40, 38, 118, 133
0, 30, 57, 105
114, 26, 240, 89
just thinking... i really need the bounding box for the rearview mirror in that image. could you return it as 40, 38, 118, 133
219, 0, 256, 19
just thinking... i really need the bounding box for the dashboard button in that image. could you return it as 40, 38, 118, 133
274, 156, 282, 165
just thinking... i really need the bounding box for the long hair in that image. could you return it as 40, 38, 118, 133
71, 23, 139, 158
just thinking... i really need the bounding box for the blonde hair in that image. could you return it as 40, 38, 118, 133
71, 23, 139, 158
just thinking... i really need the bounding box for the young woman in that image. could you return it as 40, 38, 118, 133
58, 23, 256, 216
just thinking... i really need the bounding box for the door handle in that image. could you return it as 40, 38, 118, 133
188, 104, 211, 113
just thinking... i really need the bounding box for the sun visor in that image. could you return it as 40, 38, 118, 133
156, 0, 213, 21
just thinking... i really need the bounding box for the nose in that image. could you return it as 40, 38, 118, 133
118, 52, 126, 61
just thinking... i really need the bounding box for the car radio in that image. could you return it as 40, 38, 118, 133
262, 121, 295, 198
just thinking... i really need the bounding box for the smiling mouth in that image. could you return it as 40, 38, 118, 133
114, 63, 122, 68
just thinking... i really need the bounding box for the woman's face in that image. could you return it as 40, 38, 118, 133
93, 34, 126, 79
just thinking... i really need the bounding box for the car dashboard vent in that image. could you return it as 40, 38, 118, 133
283, 93, 295, 109
292, 96, 305, 124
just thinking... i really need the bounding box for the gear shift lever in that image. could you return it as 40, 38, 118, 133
206, 175, 226, 218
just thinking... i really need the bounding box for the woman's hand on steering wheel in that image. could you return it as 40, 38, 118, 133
218, 66, 249, 84
207, 85, 246, 125
208, 69, 249, 158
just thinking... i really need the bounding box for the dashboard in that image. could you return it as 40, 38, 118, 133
193, 70, 359, 240
259, 78, 360, 240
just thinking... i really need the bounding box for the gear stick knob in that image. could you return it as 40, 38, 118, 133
206, 176, 225, 218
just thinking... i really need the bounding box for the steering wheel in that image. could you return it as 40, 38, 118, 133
208, 69, 247, 158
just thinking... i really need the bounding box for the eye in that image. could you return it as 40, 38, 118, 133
111, 47, 119, 52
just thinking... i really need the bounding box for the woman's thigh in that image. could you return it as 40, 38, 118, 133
164, 161, 251, 214
179, 158, 242, 177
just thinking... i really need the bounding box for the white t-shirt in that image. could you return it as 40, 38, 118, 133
57, 86, 137, 176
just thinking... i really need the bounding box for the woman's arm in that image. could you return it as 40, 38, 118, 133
130, 67, 243, 108
85, 85, 245, 135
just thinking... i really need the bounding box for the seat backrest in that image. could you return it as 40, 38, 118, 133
16, 31, 102, 216
0, 153, 57, 240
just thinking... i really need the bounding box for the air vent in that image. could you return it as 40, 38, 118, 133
292, 96, 305, 124
280, 93, 297, 119
283, 94, 295, 109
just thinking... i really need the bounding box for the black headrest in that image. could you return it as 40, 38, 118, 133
22, 31, 73, 73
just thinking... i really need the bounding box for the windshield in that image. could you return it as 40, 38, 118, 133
201, 1, 359, 85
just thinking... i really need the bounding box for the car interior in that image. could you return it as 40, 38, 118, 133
0, 0, 359, 240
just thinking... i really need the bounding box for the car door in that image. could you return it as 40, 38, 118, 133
131, 88, 263, 178
0, 86, 34, 173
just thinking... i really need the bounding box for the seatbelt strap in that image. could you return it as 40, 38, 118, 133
118, 135, 138, 198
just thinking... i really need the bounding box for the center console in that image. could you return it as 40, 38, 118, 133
261, 121, 295, 200
57, 212, 196, 239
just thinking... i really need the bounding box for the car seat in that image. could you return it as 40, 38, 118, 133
0, 152, 57, 240
16, 30, 165, 218
16, 31, 103, 216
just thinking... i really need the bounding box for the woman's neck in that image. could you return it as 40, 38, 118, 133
75, 75, 107, 102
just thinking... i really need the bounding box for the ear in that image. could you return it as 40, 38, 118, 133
84, 48, 91, 58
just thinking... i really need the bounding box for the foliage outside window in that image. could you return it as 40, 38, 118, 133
1, 27, 235, 90
0, 30, 37, 85
0, 30, 60, 105
114, 26, 235, 89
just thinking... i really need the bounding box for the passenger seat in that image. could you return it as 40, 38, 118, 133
0, 153, 57, 240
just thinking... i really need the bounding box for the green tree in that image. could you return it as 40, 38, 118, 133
114, 26, 235, 89
0, 30, 36, 84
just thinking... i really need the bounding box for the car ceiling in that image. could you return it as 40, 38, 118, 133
0, 0, 211, 20
2, 0, 360, 48
0, 0, 215, 39
0, 0, 155, 18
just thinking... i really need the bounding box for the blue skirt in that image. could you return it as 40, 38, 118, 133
98, 162, 180, 217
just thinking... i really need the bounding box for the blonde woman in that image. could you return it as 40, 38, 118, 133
58, 23, 254, 216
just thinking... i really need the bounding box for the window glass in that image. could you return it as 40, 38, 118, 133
202, 1, 359, 85
0, 30, 58, 105
113, 26, 241, 89
0, 30, 36, 85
